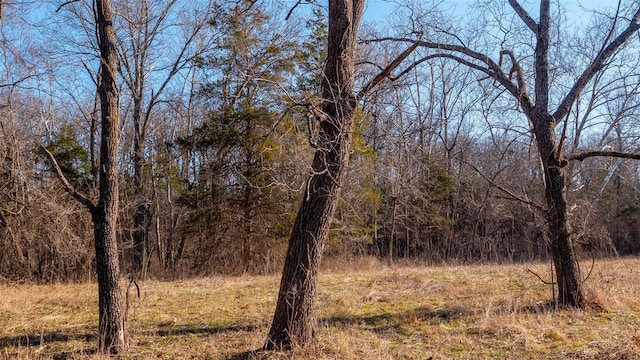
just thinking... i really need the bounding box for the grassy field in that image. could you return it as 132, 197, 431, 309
1, 257, 639, 359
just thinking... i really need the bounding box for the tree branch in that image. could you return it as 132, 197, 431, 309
40, 145, 96, 211
356, 34, 423, 99
507, 0, 538, 33
459, 158, 544, 212
527, 268, 555, 285
364, 36, 535, 115
499, 49, 527, 94
567, 150, 640, 162
56, 0, 80, 13
553, 6, 640, 120
285, 0, 303, 21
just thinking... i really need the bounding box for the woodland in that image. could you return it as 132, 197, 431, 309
1, 0, 640, 355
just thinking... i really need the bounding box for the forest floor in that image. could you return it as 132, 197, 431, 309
1, 257, 639, 359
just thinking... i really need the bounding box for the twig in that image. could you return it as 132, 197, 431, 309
56, 0, 80, 13
527, 268, 555, 285
581, 249, 596, 284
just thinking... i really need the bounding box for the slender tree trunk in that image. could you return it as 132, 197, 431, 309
388, 195, 397, 261
533, 115, 583, 307
132, 124, 150, 277
264, 0, 365, 350
94, 0, 126, 353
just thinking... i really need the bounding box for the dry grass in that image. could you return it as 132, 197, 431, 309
1, 257, 639, 359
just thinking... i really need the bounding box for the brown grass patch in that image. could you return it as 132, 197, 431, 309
1, 257, 639, 359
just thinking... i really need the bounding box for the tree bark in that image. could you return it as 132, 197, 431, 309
264, 0, 365, 350
94, 0, 126, 353
528, 0, 584, 307
532, 114, 583, 306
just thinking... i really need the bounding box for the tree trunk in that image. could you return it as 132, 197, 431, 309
132, 131, 150, 277
533, 114, 583, 307
264, 0, 364, 350
388, 195, 397, 261
91, 208, 126, 353
94, 0, 126, 353
131, 81, 152, 277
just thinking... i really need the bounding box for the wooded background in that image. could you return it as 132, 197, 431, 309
1, 0, 639, 283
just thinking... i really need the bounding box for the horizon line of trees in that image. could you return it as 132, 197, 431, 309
1, 0, 640, 353
1, 1, 637, 284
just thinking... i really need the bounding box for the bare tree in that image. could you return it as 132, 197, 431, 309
368, 0, 640, 306
264, 0, 425, 348
43, 0, 126, 353
264, 0, 366, 349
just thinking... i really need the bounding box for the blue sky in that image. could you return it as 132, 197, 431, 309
363, 0, 614, 26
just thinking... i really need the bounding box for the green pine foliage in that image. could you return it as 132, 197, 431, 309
175, 1, 315, 274
41, 123, 92, 190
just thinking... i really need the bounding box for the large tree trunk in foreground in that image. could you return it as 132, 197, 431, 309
94, 0, 126, 353
530, 0, 583, 307
264, 0, 365, 350
533, 115, 583, 307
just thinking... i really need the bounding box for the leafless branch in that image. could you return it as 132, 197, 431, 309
0, 73, 39, 89
356, 33, 423, 99
459, 158, 545, 212
507, 0, 538, 33
40, 145, 96, 211
364, 36, 534, 115
567, 151, 640, 161
581, 250, 596, 284
499, 49, 527, 93
554, 6, 640, 120
285, 0, 304, 21
389, 54, 436, 81
527, 268, 555, 285
56, 0, 80, 13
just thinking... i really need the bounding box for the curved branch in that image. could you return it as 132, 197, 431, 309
499, 49, 527, 95
567, 150, 640, 162
389, 54, 440, 81
40, 145, 96, 212
364, 36, 535, 114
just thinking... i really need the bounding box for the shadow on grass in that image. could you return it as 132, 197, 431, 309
147, 324, 257, 337
51, 349, 97, 360
321, 305, 473, 333
0, 331, 96, 349
518, 300, 559, 314
227, 348, 265, 360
